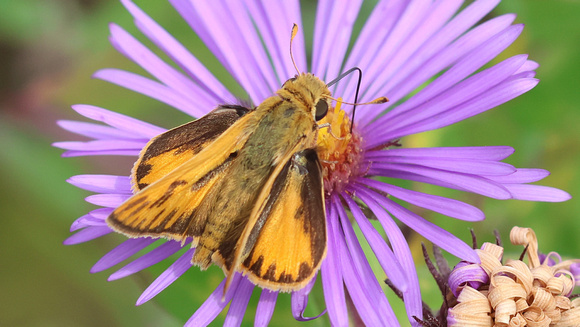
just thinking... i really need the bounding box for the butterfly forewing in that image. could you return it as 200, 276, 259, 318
107, 106, 254, 243
133, 105, 251, 191
239, 149, 326, 291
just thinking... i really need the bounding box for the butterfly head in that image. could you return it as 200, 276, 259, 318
281, 73, 332, 122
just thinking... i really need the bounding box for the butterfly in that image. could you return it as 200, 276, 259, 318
106, 24, 387, 294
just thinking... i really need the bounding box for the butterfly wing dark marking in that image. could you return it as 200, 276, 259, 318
107, 107, 255, 243
238, 149, 327, 291
133, 105, 252, 191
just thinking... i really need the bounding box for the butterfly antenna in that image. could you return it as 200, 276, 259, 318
290, 24, 301, 75
327, 67, 382, 132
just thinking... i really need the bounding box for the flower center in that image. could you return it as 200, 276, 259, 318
316, 100, 365, 196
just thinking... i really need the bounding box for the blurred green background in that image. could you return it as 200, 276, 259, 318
1, 0, 579, 326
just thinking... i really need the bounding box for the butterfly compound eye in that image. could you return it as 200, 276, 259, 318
314, 99, 328, 121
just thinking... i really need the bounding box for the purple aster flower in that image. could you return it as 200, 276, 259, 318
55, 0, 571, 326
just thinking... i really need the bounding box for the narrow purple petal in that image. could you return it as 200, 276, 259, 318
291, 274, 325, 321
379, 53, 528, 134
53, 140, 147, 151
185, 274, 242, 327
503, 184, 572, 202
369, 163, 512, 199
108, 241, 184, 280
360, 0, 506, 115
137, 248, 195, 305
67, 175, 132, 194
348, 0, 462, 102
223, 278, 254, 327
60, 149, 141, 157
363, 187, 479, 263
57, 120, 140, 140
448, 262, 489, 297
517, 60, 540, 73
368, 156, 516, 176
91, 238, 156, 273
108, 23, 210, 107
333, 199, 396, 326
377, 77, 539, 141
70, 208, 110, 231
364, 146, 515, 160
483, 168, 550, 183
245, 1, 306, 81
346, 0, 431, 101
342, 194, 408, 289
64, 226, 113, 245
359, 178, 485, 221
172, 0, 270, 103
94, 69, 206, 117
71, 104, 165, 138
312, 0, 363, 81
121, 0, 232, 104
70, 214, 105, 232
255, 290, 278, 327
85, 193, 131, 208
352, 187, 422, 326
320, 200, 348, 326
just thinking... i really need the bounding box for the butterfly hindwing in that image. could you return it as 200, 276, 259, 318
238, 148, 327, 291
107, 106, 254, 243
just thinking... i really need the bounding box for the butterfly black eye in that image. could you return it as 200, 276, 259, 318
314, 99, 328, 121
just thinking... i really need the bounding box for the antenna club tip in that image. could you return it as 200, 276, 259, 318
374, 96, 389, 104
291, 24, 298, 37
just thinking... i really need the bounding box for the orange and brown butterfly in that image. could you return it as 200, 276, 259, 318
106, 24, 387, 295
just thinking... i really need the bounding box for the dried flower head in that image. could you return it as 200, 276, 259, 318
447, 227, 580, 326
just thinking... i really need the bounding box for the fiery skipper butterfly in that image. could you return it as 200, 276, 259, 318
106, 25, 386, 294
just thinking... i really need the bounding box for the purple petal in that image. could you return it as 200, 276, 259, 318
223, 278, 254, 327
108, 23, 210, 107
342, 194, 408, 289
359, 178, 484, 221
369, 163, 512, 199
57, 120, 141, 140
121, 0, 231, 105
85, 193, 131, 208
312, 0, 363, 81
379, 77, 539, 141
108, 241, 184, 280
503, 184, 572, 202
291, 274, 325, 321
368, 156, 516, 176
448, 262, 489, 297
71, 104, 165, 138
245, 1, 306, 80
359, 0, 507, 121
483, 168, 550, 183
91, 238, 156, 273
137, 248, 195, 305
53, 140, 147, 151
347, 0, 462, 104
64, 226, 112, 245
364, 146, 514, 161
320, 200, 348, 326
361, 187, 479, 263
70, 209, 110, 231
185, 274, 242, 327
351, 188, 422, 325
333, 199, 396, 326
171, 0, 272, 103
60, 149, 141, 157
94, 69, 207, 117
67, 175, 132, 194
255, 290, 278, 327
